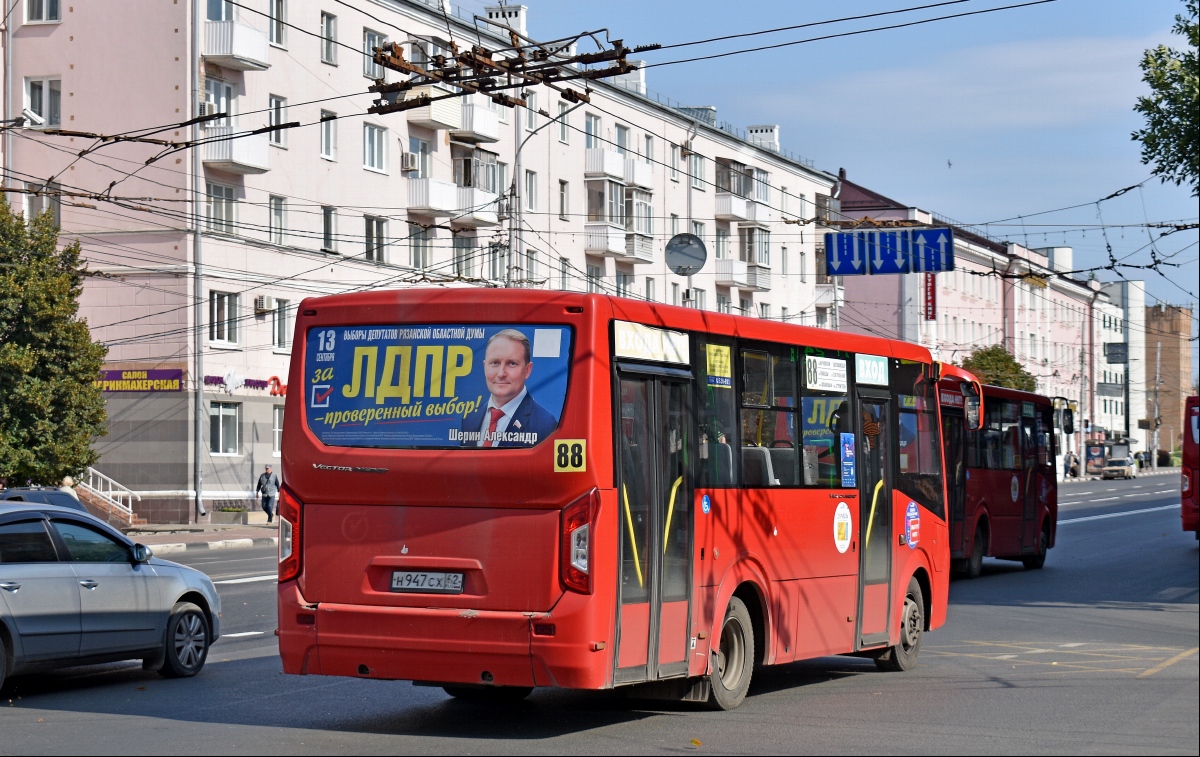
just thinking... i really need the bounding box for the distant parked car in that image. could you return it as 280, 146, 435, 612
0, 487, 88, 514
0, 502, 221, 691
1101, 457, 1138, 480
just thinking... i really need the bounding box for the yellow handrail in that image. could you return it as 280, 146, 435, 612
662, 476, 684, 554
621, 483, 645, 588
864, 479, 885, 551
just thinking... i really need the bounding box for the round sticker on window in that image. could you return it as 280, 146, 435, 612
1010, 475, 1020, 503
834, 502, 853, 554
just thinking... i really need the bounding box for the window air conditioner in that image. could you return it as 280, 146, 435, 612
254, 296, 277, 314
401, 152, 420, 172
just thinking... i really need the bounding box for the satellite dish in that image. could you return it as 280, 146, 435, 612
665, 233, 707, 277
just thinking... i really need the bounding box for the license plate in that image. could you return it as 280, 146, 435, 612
390, 570, 464, 594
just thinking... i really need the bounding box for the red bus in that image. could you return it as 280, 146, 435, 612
1183, 395, 1198, 535
939, 383, 1058, 578
278, 289, 976, 709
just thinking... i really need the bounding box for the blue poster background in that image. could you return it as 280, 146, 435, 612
304, 324, 572, 448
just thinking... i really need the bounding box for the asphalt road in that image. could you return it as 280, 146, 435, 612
1, 476, 1195, 754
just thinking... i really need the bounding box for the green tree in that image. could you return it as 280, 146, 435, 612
960, 345, 1037, 392
0, 199, 107, 485
1132, 1, 1199, 196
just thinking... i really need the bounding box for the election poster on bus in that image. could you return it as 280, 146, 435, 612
304, 324, 572, 449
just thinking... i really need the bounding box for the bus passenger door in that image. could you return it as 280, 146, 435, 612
941, 411, 966, 556
856, 394, 893, 648
1020, 412, 1039, 551
614, 372, 693, 684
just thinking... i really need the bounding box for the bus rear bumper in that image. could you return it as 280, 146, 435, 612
278, 580, 607, 689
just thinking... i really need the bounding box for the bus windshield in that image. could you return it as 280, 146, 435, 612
304, 323, 573, 449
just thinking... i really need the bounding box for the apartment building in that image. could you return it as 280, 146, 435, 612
3, 0, 835, 522
1144, 303, 1195, 455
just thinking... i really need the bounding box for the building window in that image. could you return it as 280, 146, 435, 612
799, 250, 806, 283
268, 195, 285, 245
408, 136, 430, 178
670, 214, 679, 237
488, 244, 505, 280
453, 236, 476, 278
716, 228, 729, 259
672, 283, 680, 306
364, 29, 386, 78
272, 406, 284, 455
204, 78, 233, 126
669, 144, 680, 181
690, 153, 704, 190
781, 307, 789, 322
587, 263, 603, 293
585, 114, 601, 149
266, 94, 284, 145
780, 246, 788, 276
717, 292, 730, 314
525, 170, 537, 211
693, 288, 707, 311
560, 258, 570, 290
363, 124, 386, 171
24, 77, 60, 127
615, 271, 633, 297
615, 125, 630, 155
27, 0, 60, 22
587, 179, 625, 225
759, 302, 771, 319
645, 277, 656, 302
321, 206, 337, 252
558, 102, 569, 143
409, 223, 431, 269
209, 402, 241, 456
208, 291, 239, 345
23, 181, 61, 225
364, 216, 387, 262
739, 297, 751, 315
743, 228, 770, 266
205, 182, 235, 234
319, 111, 337, 159
320, 12, 337, 64
273, 299, 291, 350
268, 0, 286, 46
559, 180, 569, 220
207, 0, 232, 21
643, 135, 653, 164
524, 249, 538, 283
691, 220, 705, 240
753, 168, 770, 203
627, 189, 652, 235
525, 91, 537, 130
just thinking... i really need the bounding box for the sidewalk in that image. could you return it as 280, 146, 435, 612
1060, 466, 1180, 484
125, 523, 279, 556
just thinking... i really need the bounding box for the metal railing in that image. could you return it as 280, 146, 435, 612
79, 467, 140, 524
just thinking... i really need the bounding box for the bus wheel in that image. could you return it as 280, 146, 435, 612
1022, 526, 1048, 570
966, 523, 985, 579
875, 577, 925, 673
443, 685, 533, 702
707, 596, 754, 710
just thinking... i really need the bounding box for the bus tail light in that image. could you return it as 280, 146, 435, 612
560, 489, 598, 595
278, 486, 303, 583
1184, 470, 1191, 496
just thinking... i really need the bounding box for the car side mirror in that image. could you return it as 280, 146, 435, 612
1061, 408, 1075, 436
131, 543, 153, 563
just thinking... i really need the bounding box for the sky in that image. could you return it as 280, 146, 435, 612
458, 0, 1198, 374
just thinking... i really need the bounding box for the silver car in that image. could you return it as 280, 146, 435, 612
0, 503, 221, 690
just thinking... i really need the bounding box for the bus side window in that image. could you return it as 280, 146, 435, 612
1038, 407, 1053, 465
799, 347, 850, 489
738, 344, 798, 487
697, 336, 738, 487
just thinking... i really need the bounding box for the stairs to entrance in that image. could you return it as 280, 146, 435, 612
77, 467, 145, 526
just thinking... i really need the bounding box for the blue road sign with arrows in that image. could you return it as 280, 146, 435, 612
824, 228, 954, 277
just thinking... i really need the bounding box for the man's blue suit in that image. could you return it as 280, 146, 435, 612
461, 392, 558, 447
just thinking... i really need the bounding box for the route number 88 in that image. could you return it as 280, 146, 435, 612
554, 440, 587, 472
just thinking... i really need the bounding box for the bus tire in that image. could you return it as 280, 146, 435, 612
442, 685, 533, 702
706, 596, 754, 711
1022, 525, 1049, 570
966, 523, 985, 579
875, 577, 924, 673
0, 632, 7, 693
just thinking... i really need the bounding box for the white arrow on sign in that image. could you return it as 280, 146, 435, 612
914, 233, 927, 273
937, 233, 949, 269
892, 232, 905, 268
850, 234, 862, 271
871, 233, 884, 271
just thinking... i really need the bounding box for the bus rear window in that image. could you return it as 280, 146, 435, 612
304, 324, 572, 449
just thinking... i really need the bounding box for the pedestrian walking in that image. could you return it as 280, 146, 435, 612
256, 464, 281, 523
60, 475, 80, 501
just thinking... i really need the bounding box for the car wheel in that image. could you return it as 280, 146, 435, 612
159, 602, 209, 678
0, 633, 7, 692
875, 577, 925, 672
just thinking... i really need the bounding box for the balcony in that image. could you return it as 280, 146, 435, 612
715, 258, 748, 288
452, 187, 500, 227
202, 125, 269, 174
585, 148, 624, 179
745, 263, 772, 292
715, 193, 749, 221
624, 159, 653, 189
203, 21, 270, 71
407, 178, 458, 216
406, 86, 462, 131
450, 103, 500, 143
585, 223, 626, 256
624, 233, 654, 263
815, 281, 840, 308
741, 200, 776, 225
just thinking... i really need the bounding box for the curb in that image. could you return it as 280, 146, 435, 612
1060, 468, 1180, 484
148, 536, 278, 556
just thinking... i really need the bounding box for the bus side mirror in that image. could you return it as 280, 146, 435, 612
1061, 408, 1075, 436
961, 382, 982, 431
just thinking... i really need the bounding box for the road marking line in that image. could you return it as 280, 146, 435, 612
1059, 504, 1180, 524
995, 654, 1017, 659
1138, 647, 1198, 678
213, 574, 277, 585
222, 631, 266, 638
1059, 643, 1085, 648
1089, 496, 1120, 502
